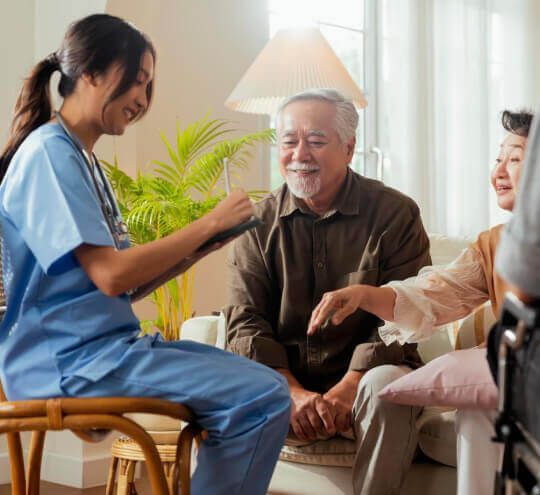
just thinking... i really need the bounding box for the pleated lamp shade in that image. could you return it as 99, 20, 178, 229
225, 27, 367, 115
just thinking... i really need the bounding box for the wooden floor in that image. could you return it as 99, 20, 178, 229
0, 479, 153, 494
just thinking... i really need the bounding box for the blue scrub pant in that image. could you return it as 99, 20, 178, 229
60, 337, 291, 495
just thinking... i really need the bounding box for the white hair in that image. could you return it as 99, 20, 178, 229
275, 88, 359, 143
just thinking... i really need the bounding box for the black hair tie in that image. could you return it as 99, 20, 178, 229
46, 52, 60, 69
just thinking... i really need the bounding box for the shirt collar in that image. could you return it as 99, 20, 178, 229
278, 168, 361, 218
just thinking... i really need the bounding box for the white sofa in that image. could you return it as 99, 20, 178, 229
181, 234, 495, 495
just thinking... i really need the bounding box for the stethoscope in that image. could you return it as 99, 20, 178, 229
55, 112, 129, 250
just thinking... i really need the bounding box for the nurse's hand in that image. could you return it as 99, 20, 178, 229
207, 189, 254, 233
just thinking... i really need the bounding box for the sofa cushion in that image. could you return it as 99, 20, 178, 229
181, 315, 220, 345
417, 327, 454, 363
453, 302, 496, 350
417, 301, 496, 364
278, 408, 458, 469
269, 461, 354, 495
378, 347, 498, 409
417, 407, 457, 467
428, 233, 470, 266
279, 436, 356, 467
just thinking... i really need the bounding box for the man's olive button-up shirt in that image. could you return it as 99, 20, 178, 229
224, 169, 431, 392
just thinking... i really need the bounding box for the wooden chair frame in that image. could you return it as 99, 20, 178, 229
0, 383, 202, 495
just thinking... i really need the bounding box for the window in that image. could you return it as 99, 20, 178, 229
266, 1, 540, 237
267, 0, 376, 189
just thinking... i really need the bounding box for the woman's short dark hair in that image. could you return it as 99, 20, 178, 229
0, 14, 155, 182
501, 110, 534, 138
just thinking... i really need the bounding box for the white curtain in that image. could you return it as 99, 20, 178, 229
377, 0, 540, 238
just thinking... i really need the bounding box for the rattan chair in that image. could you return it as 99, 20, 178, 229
0, 387, 201, 495
0, 239, 202, 495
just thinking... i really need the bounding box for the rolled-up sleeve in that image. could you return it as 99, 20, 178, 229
496, 115, 540, 298
223, 229, 289, 369
349, 197, 431, 371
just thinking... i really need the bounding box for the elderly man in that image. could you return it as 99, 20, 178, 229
224, 89, 430, 495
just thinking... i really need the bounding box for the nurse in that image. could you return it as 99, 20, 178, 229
0, 13, 290, 495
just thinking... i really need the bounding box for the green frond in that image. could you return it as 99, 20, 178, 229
151, 160, 182, 184
178, 117, 232, 165
101, 158, 136, 205
185, 153, 223, 195
166, 278, 180, 307
139, 319, 155, 336
159, 130, 181, 171
247, 189, 269, 201
184, 128, 274, 197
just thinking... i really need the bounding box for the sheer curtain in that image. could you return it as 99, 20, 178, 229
377, 0, 540, 238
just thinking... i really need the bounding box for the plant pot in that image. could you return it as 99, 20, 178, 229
128, 412, 184, 445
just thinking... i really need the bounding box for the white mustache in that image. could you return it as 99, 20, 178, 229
286, 162, 320, 172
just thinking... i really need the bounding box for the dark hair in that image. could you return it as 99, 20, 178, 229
501, 109, 534, 138
0, 14, 155, 182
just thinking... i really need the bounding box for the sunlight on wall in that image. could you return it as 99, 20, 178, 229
268, 0, 363, 33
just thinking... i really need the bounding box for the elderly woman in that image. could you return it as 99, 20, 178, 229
307, 109, 533, 495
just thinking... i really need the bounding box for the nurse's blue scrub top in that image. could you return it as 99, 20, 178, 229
0, 123, 140, 400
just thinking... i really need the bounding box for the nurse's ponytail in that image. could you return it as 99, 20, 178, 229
0, 55, 59, 183
0, 14, 155, 184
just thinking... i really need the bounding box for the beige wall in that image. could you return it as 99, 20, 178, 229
0, 1, 108, 142
34, 0, 108, 62
0, 0, 35, 146
105, 0, 271, 320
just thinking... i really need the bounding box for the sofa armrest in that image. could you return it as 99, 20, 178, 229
181, 315, 221, 346
215, 314, 226, 349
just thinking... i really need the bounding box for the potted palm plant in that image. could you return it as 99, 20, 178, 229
104, 115, 272, 339
103, 115, 273, 443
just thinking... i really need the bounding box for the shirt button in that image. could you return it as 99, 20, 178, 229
317, 261, 324, 269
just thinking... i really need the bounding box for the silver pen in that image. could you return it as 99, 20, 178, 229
223, 157, 232, 195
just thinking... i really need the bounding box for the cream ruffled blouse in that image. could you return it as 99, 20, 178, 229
379, 224, 508, 345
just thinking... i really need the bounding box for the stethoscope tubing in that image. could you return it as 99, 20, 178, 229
55, 112, 126, 250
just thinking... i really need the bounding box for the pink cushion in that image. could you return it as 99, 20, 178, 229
378, 347, 498, 409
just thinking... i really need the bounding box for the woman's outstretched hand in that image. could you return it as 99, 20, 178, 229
307, 286, 364, 336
